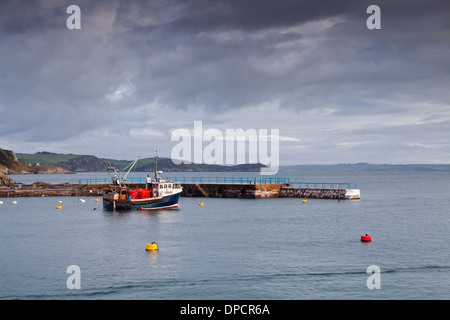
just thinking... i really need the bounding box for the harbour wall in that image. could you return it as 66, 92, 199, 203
0, 182, 360, 200
181, 183, 360, 200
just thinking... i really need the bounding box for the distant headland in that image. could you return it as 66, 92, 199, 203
2, 148, 449, 179
0, 148, 73, 175
1, 148, 267, 175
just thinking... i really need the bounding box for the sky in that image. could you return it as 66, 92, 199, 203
0, 0, 449, 165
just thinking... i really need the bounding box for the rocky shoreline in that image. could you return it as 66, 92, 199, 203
0, 181, 104, 197
1, 147, 73, 176
0, 173, 15, 186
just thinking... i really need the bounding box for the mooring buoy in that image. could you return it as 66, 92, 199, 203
145, 242, 158, 251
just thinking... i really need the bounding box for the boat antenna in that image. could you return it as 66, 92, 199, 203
153, 149, 164, 182
154, 149, 159, 180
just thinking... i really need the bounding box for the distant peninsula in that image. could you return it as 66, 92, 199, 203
0, 148, 73, 175
3, 148, 449, 176
14, 151, 267, 173
280, 162, 450, 172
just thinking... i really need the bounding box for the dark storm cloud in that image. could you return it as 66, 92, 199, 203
0, 0, 449, 163
0, 0, 63, 34
110, 0, 365, 110
110, 0, 450, 112
158, 0, 361, 32
0, 0, 132, 140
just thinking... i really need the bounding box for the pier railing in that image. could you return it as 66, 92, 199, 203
166, 176, 293, 185
288, 182, 357, 189
68, 177, 357, 189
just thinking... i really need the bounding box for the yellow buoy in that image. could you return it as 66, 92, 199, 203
199, 202, 204, 206
145, 242, 158, 251
302, 199, 307, 203
0, 201, 3, 205
56, 205, 62, 209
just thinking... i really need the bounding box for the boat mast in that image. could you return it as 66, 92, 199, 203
107, 166, 123, 187
154, 150, 162, 181
123, 156, 140, 182
107, 156, 139, 188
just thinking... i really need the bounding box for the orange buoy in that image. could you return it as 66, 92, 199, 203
95, 199, 100, 202
361, 234, 372, 242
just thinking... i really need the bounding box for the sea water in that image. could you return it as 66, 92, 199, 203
0, 170, 449, 300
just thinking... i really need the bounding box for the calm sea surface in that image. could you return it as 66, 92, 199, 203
1, 170, 449, 300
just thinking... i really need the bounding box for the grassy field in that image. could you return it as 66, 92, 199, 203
14, 152, 266, 172
16, 153, 81, 165
16, 152, 164, 171
107, 157, 157, 170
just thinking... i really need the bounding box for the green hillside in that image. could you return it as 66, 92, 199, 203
1, 149, 73, 175
106, 157, 158, 170
16, 152, 80, 166
16, 152, 149, 172
16, 152, 265, 172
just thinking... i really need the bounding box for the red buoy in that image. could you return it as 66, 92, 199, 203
361, 234, 372, 242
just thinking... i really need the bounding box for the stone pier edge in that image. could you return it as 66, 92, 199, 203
0, 183, 360, 200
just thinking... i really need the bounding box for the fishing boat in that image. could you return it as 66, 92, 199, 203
103, 154, 182, 210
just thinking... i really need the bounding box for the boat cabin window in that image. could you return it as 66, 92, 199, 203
168, 184, 172, 189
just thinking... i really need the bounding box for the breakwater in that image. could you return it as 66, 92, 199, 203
181, 183, 360, 199
0, 182, 360, 200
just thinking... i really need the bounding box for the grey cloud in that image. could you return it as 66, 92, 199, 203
163, 0, 362, 32
0, 0, 449, 164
